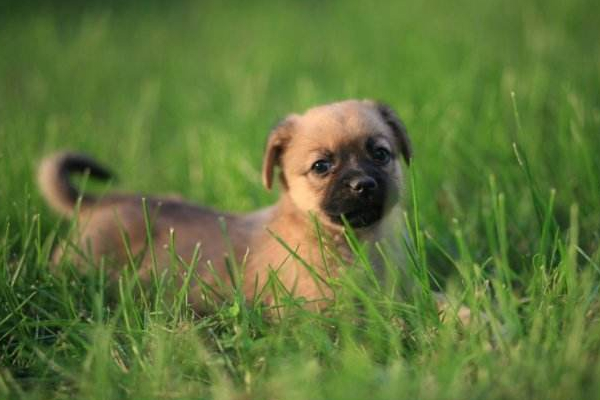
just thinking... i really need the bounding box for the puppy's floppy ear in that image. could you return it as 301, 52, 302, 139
262, 115, 297, 190
375, 102, 412, 165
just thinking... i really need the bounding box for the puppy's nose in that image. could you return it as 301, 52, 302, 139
348, 176, 377, 194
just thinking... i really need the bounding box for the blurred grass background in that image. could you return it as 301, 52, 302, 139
1, 0, 600, 398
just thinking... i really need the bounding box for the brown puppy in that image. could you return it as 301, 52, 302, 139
38, 99, 412, 311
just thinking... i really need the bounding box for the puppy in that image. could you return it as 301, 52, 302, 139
38, 99, 412, 311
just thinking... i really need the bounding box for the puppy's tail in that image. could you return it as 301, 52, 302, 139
37, 152, 114, 217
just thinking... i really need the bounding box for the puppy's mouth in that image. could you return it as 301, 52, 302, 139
327, 207, 383, 228
321, 170, 395, 229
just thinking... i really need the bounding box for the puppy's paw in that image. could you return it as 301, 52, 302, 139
434, 292, 472, 326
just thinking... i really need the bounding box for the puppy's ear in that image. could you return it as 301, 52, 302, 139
262, 115, 297, 190
375, 102, 412, 165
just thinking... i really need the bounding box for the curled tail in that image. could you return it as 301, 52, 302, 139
37, 152, 114, 216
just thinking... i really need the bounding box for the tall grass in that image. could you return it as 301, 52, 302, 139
1, 0, 599, 399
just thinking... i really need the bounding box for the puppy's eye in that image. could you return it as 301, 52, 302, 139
311, 160, 332, 175
371, 147, 391, 164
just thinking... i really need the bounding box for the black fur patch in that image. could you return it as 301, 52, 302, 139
376, 103, 412, 165
321, 165, 395, 228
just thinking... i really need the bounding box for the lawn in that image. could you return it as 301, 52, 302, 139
1, 0, 600, 399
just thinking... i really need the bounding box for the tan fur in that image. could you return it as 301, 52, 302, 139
38, 99, 412, 312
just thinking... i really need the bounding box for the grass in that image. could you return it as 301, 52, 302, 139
1, 0, 600, 398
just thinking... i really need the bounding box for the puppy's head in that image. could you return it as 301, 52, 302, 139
262, 100, 411, 229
